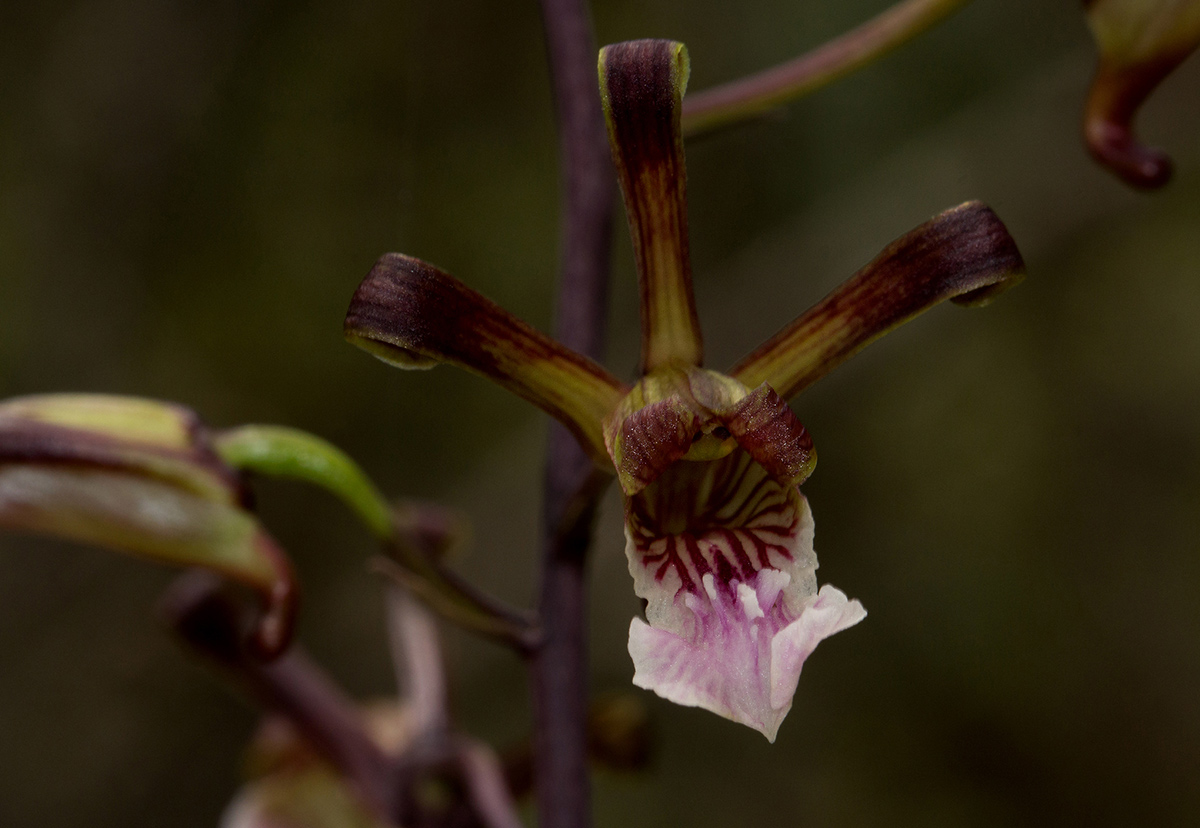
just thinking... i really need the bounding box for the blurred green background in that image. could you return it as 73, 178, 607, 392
2, 0, 1199, 825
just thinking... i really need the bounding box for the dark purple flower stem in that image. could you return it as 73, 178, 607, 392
159, 571, 399, 818
532, 0, 615, 826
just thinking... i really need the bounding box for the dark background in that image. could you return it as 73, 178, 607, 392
2, 0, 1199, 825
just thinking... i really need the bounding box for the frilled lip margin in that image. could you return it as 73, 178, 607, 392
620, 435, 864, 741
628, 578, 866, 743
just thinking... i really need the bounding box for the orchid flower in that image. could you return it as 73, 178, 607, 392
344, 39, 1024, 740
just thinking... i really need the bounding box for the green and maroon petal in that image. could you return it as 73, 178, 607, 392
344, 253, 627, 463
731, 201, 1025, 400
602, 366, 818, 495
600, 39, 704, 371
722, 384, 816, 488
607, 396, 702, 496
602, 366, 745, 495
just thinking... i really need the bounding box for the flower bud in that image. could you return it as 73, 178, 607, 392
0, 394, 296, 656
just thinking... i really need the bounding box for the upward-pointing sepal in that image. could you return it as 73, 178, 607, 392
600, 40, 704, 372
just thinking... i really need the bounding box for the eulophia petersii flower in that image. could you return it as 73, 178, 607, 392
344, 40, 1025, 740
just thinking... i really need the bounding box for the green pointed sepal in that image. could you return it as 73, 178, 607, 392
600, 39, 704, 371
345, 254, 627, 464
731, 201, 1025, 400
0, 394, 297, 657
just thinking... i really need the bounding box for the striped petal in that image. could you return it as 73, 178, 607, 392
600, 39, 704, 371
723, 383, 816, 488
731, 201, 1025, 400
345, 254, 627, 463
623, 449, 863, 741
603, 367, 742, 496
603, 366, 814, 496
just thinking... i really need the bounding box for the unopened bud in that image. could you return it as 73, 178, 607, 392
0, 394, 297, 656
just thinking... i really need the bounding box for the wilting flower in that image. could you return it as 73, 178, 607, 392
344, 40, 1024, 740
1083, 0, 1200, 187
0, 393, 296, 655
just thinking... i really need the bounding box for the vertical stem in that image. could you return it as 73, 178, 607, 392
532, 455, 606, 828
533, 0, 615, 826
540, 0, 614, 364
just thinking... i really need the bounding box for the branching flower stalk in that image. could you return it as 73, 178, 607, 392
681, 0, 972, 136
160, 443, 530, 827
217, 425, 540, 651
159, 571, 400, 819
382, 578, 525, 828
0, 390, 540, 824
